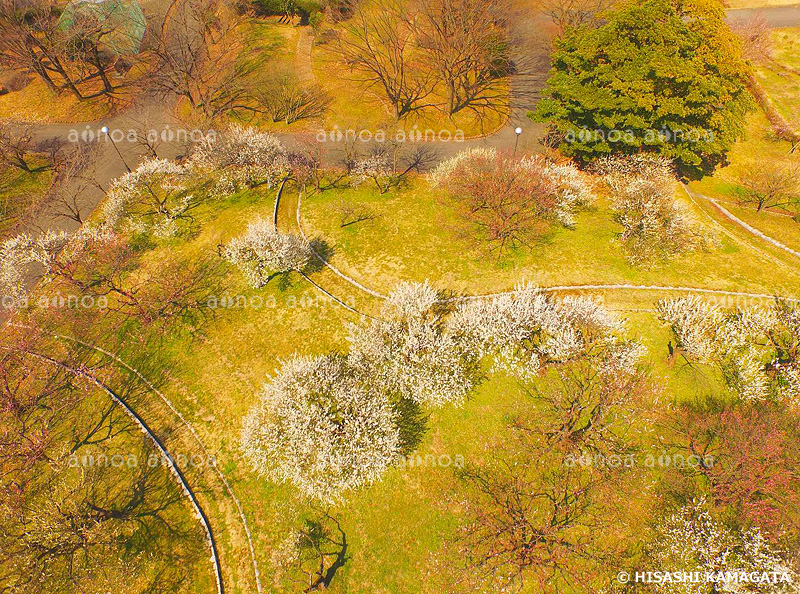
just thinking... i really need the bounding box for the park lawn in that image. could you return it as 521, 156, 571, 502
0, 159, 52, 238
300, 176, 800, 299
770, 26, 800, 72
721, 201, 800, 252
227, 19, 307, 131
754, 28, 800, 125
311, 38, 509, 139
0, 76, 111, 123
688, 104, 799, 254
34, 166, 752, 593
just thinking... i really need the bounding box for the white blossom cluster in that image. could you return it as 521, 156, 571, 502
591, 153, 675, 193
0, 230, 68, 301
429, 148, 593, 228
102, 158, 193, 237
527, 158, 593, 227
448, 282, 640, 381
350, 153, 393, 187
241, 354, 399, 503
653, 499, 798, 594
243, 281, 643, 501
190, 124, 290, 195
223, 218, 312, 287
348, 281, 478, 408
0, 226, 110, 303
428, 147, 496, 188
658, 297, 800, 404
611, 174, 710, 266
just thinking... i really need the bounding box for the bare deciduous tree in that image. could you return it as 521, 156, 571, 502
0, 0, 132, 100
414, 0, 510, 116
455, 456, 617, 593
251, 68, 331, 124
271, 508, 349, 592
0, 122, 36, 172
149, 0, 252, 118
336, 0, 435, 118
737, 160, 799, 212
533, 0, 617, 30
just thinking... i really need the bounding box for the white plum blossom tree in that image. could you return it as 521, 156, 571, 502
102, 158, 195, 238
0, 229, 72, 302
242, 280, 645, 500
0, 225, 117, 305
591, 153, 675, 193
241, 354, 400, 503
658, 297, 800, 404
652, 499, 798, 594
428, 147, 496, 188
539, 160, 593, 228
591, 154, 712, 266
223, 219, 312, 288
350, 153, 394, 194
347, 281, 479, 408
448, 282, 642, 381
611, 176, 710, 266
191, 125, 290, 195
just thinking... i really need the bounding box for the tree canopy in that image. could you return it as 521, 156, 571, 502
532, 0, 754, 179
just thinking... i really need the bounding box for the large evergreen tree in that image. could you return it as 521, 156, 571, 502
532, 0, 753, 179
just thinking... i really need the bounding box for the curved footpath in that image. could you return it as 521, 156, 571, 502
1, 346, 225, 594
292, 189, 800, 311
4, 321, 263, 593
683, 185, 800, 261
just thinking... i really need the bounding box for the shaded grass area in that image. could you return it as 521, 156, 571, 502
0, 346, 216, 593
0, 159, 52, 238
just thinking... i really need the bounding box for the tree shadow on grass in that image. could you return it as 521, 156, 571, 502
302, 237, 334, 276
393, 397, 430, 456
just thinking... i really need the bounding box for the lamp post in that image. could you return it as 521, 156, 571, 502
101, 125, 131, 173
513, 126, 523, 157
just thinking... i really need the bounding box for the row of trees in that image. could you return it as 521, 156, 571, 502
336, 0, 510, 119
0, 0, 272, 119
241, 280, 644, 502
